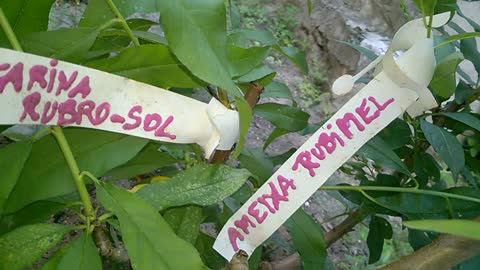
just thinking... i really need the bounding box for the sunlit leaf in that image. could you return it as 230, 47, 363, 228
404, 219, 480, 240
0, 224, 71, 270
136, 163, 251, 211
96, 181, 207, 270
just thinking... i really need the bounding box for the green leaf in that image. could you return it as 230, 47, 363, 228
404, 219, 480, 240
55, 232, 102, 270
0, 201, 64, 235
376, 187, 480, 217
80, 0, 157, 27
421, 120, 465, 178
3, 129, 148, 214
263, 128, 289, 150
228, 29, 277, 47
434, 0, 456, 14
454, 255, 480, 270
0, 224, 71, 270
273, 45, 309, 73
443, 113, 480, 133
157, 0, 240, 97
0, 141, 31, 216
377, 118, 412, 150
229, 0, 241, 30
236, 65, 276, 84
358, 136, 410, 175
228, 45, 271, 77
307, 0, 313, 15
163, 206, 203, 244
285, 209, 326, 270
87, 44, 205, 88
336, 40, 378, 61
239, 148, 274, 184
195, 232, 227, 270
254, 103, 309, 132
20, 28, 99, 63
0, 125, 11, 133
261, 81, 294, 101
435, 32, 480, 48
429, 51, 464, 98
96, 181, 207, 270
413, 152, 441, 188
105, 143, 178, 180
136, 163, 251, 211
0, 0, 54, 46
367, 216, 393, 264
460, 38, 480, 78
231, 97, 252, 162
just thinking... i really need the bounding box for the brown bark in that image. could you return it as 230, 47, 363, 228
325, 206, 370, 246
380, 234, 480, 270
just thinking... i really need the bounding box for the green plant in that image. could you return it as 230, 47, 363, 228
0, 0, 479, 270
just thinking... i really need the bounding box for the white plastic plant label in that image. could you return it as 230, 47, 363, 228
0, 48, 239, 158
213, 13, 451, 260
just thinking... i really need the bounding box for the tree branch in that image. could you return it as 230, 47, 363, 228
380, 217, 480, 270
324, 206, 370, 246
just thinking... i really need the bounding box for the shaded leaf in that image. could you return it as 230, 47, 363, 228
228, 45, 271, 77
367, 216, 393, 264
4, 129, 148, 213
261, 80, 294, 101
285, 209, 326, 270
87, 44, 204, 88
254, 103, 309, 132
413, 152, 441, 188
0, 141, 31, 216
136, 163, 251, 211
231, 97, 253, 162
0, 224, 70, 270
263, 128, 289, 150
104, 143, 178, 180
0, 0, 54, 46
163, 206, 203, 244
20, 27, 99, 63
273, 45, 308, 73
404, 219, 480, 240
80, 0, 156, 27
96, 181, 206, 270
358, 136, 410, 175
429, 51, 464, 98
435, 32, 480, 48
443, 112, 480, 133
0, 201, 64, 235
237, 65, 276, 84
376, 187, 480, 217
336, 40, 378, 60
239, 147, 274, 184
195, 232, 227, 270
421, 120, 465, 178
377, 118, 411, 150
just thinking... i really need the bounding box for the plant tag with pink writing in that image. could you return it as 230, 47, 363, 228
0, 48, 239, 158
213, 13, 451, 260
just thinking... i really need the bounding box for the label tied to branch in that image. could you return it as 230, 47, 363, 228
0, 49, 239, 157
213, 13, 451, 260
